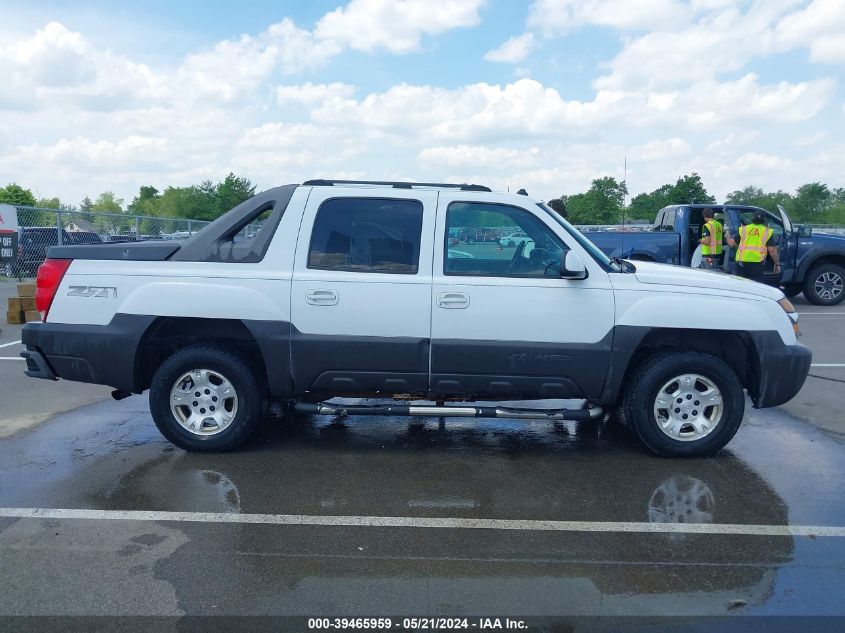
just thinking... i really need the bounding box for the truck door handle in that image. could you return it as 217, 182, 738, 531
437, 292, 469, 309
305, 289, 339, 306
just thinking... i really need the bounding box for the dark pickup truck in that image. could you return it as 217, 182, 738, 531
584, 204, 845, 305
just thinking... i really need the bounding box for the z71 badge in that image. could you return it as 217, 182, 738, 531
67, 286, 117, 298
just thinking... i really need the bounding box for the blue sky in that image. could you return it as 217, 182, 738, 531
0, 0, 843, 206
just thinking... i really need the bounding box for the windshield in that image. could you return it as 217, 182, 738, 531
537, 202, 615, 270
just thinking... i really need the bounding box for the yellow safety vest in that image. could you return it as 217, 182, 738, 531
701, 220, 723, 256
735, 224, 773, 263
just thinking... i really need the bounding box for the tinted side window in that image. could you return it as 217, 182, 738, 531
308, 197, 424, 274
445, 202, 565, 278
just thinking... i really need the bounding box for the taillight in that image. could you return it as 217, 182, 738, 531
35, 258, 71, 320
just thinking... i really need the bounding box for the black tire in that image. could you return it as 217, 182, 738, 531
149, 344, 267, 451
623, 351, 745, 457
781, 284, 802, 299
802, 263, 845, 306
508, 240, 515, 247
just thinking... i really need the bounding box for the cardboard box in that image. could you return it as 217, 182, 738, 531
7, 297, 22, 312
24, 310, 41, 323
6, 309, 25, 325
20, 297, 37, 312
17, 282, 36, 298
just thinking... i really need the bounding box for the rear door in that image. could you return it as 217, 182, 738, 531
430, 194, 616, 401
290, 187, 436, 396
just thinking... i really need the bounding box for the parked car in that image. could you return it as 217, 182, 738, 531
11, 227, 71, 277
22, 179, 809, 457
580, 204, 845, 305
66, 231, 103, 245
499, 231, 531, 247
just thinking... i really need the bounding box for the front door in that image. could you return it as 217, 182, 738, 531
430, 194, 616, 401
290, 188, 436, 396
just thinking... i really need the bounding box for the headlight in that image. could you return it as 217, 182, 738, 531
778, 297, 799, 334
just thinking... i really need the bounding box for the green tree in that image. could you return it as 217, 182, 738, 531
671, 173, 715, 204
79, 196, 94, 213
0, 183, 37, 207
627, 183, 675, 220
215, 173, 255, 215
546, 196, 567, 218
36, 197, 62, 209
565, 177, 627, 225
90, 191, 127, 235
92, 191, 124, 214
0, 184, 46, 226
155, 185, 217, 221
725, 185, 766, 205
792, 182, 831, 222
127, 185, 161, 216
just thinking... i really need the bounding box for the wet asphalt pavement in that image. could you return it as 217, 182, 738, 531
1, 300, 844, 624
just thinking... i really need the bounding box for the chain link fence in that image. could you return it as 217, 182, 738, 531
2, 206, 211, 310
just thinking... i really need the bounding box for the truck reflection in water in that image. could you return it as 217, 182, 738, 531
56, 411, 794, 616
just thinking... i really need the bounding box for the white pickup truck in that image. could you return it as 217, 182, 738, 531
21, 179, 811, 456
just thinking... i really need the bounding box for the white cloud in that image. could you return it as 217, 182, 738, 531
0, 2, 841, 209
776, 0, 845, 64
418, 144, 540, 168
312, 75, 833, 142
591, 2, 809, 91
312, 79, 641, 142
15, 135, 169, 169
527, 0, 691, 36
314, 0, 485, 53
730, 152, 793, 173
634, 137, 691, 161
0, 22, 165, 109
484, 33, 534, 63
177, 19, 342, 101
276, 82, 356, 106
672, 74, 835, 128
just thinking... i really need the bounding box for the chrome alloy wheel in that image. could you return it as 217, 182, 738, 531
170, 369, 238, 436
653, 374, 723, 442
814, 271, 844, 302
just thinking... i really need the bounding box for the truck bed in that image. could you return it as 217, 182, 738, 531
583, 229, 681, 264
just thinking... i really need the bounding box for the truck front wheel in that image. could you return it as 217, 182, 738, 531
149, 345, 267, 452
803, 263, 845, 306
624, 352, 745, 457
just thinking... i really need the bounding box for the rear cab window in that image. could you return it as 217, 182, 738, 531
307, 197, 424, 274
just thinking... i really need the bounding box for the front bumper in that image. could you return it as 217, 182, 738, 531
749, 331, 812, 408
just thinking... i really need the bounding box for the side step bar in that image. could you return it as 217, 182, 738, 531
292, 402, 603, 422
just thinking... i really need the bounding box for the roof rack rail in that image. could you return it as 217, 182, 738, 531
303, 179, 492, 192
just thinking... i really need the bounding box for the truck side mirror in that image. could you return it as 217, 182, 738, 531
798, 225, 813, 238
559, 250, 588, 280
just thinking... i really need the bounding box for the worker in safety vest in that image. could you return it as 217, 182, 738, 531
727, 211, 780, 283
699, 208, 723, 269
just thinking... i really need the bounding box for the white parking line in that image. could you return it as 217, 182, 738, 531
811, 364, 845, 367
0, 357, 23, 361
2, 507, 844, 538
0, 340, 21, 349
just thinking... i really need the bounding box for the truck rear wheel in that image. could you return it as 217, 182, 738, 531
624, 351, 745, 457
149, 344, 267, 452
803, 263, 845, 306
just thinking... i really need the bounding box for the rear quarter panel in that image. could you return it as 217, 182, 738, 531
45, 197, 303, 326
